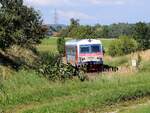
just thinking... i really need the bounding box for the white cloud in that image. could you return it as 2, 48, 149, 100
58, 10, 96, 20
87, 0, 129, 5
24, 0, 132, 6
24, 0, 71, 6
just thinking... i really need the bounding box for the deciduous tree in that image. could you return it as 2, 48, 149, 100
0, 0, 45, 50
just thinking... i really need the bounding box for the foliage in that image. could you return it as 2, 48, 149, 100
35, 52, 77, 81
107, 23, 134, 38
58, 20, 137, 39
102, 25, 109, 38
108, 36, 138, 56
69, 25, 96, 39
46, 24, 67, 36
70, 18, 80, 28
57, 28, 70, 37
133, 22, 150, 50
0, 0, 45, 50
57, 37, 65, 56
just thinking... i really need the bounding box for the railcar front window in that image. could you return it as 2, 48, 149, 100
80, 46, 89, 53
91, 45, 101, 53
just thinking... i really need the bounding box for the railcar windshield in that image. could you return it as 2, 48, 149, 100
91, 45, 101, 53
80, 46, 90, 53
80, 44, 102, 54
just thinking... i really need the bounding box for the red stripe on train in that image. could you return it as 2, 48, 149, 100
79, 53, 103, 57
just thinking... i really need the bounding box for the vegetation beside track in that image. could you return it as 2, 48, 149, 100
0, 60, 150, 113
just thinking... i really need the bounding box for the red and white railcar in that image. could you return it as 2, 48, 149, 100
65, 39, 104, 67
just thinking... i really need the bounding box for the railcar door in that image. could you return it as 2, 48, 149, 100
66, 46, 76, 66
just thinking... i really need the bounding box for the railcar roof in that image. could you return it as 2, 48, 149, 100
65, 39, 102, 46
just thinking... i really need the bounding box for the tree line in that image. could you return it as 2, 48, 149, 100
57, 18, 150, 50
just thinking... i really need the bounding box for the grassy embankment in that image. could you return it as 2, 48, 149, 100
0, 37, 150, 113
0, 61, 150, 113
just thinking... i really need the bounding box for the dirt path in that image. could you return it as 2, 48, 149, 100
107, 100, 150, 113
5, 96, 150, 113
105, 97, 150, 113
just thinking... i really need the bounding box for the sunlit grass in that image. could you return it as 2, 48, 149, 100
1, 61, 150, 113
119, 104, 150, 113
1, 37, 150, 113
37, 37, 113, 53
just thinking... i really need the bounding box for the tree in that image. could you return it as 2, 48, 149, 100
102, 25, 109, 38
133, 22, 150, 50
70, 18, 80, 27
0, 0, 45, 50
93, 24, 103, 38
108, 36, 138, 56
57, 37, 65, 56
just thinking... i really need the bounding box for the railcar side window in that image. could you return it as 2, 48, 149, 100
80, 46, 90, 53
91, 45, 101, 53
66, 46, 76, 56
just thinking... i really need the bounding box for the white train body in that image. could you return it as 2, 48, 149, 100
65, 39, 104, 66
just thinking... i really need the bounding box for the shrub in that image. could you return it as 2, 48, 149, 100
108, 36, 138, 56
57, 37, 65, 56
35, 52, 78, 81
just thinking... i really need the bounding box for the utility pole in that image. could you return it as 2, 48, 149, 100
54, 9, 58, 25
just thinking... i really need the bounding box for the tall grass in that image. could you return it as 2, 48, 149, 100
0, 61, 150, 112
105, 55, 129, 67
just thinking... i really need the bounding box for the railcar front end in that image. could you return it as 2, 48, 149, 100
65, 39, 104, 70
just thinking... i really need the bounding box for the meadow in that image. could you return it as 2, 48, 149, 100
0, 37, 150, 113
37, 37, 113, 53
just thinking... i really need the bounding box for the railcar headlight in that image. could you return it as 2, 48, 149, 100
97, 57, 101, 59
82, 58, 85, 61
79, 57, 82, 62
79, 57, 85, 62
97, 57, 102, 61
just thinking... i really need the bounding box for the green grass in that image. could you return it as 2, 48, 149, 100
100, 38, 113, 52
1, 38, 150, 113
0, 61, 150, 113
105, 55, 130, 67
37, 37, 58, 53
37, 37, 113, 53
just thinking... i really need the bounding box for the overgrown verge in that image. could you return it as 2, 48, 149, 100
0, 45, 82, 82
0, 61, 149, 112
34, 52, 78, 81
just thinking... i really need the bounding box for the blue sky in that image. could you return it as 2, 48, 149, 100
24, 0, 150, 25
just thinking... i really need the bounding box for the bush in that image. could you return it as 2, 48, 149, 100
35, 52, 78, 81
57, 37, 65, 56
108, 36, 138, 56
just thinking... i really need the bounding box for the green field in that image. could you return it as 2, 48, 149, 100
37, 37, 58, 53
37, 37, 113, 53
1, 37, 150, 113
